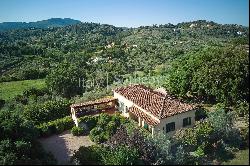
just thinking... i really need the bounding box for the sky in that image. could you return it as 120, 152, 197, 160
0, 0, 249, 27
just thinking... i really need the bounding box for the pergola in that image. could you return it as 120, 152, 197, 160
70, 97, 118, 126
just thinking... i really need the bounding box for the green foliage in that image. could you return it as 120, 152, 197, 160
71, 144, 139, 165
150, 132, 173, 165
101, 145, 139, 165
240, 127, 249, 147
0, 108, 56, 165
195, 107, 208, 121
174, 104, 246, 164
23, 98, 71, 124
36, 116, 74, 137
234, 101, 249, 120
208, 109, 234, 135
0, 140, 17, 165
166, 46, 249, 105
222, 149, 249, 165
208, 109, 243, 149
174, 145, 191, 165
89, 127, 107, 143
88, 113, 129, 143
71, 145, 102, 165
0, 99, 5, 109
71, 126, 84, 136
46, 62, 85, 98
0, 109, 38, 141
190, 145, 206, 165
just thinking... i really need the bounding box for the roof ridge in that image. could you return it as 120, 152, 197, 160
158, 95, 167, 118
134, 84, 166, 99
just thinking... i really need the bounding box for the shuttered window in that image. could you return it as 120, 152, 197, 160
183, 117, 191, 127
166, 122, 175, 133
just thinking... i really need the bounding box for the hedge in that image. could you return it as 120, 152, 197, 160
36, 116, 74, 137
24, 99, 72, 125
71, 126, 84, 136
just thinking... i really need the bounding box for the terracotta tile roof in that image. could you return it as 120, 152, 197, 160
129, 106, 159, 126
114, 84, 196, 119
70, 97, 117, 109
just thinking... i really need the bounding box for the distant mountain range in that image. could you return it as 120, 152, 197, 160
0, 18, 81, 31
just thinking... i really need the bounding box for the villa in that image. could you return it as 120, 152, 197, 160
70, 84, 197, 136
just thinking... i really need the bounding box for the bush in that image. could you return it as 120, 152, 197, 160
89, 127, 106, 143
71, 126, 84, 136
71, 144, 139, 165
23, 87, 49, 98
195, 107, 208, 121
101, 145, 140, 165
0, 99, 5, 108
234, 101, 249, 120
97, 113, 112, 127
71, 145, 103, 165
37, 116, 74, 137
239, 127, 249, 147
24, 99, 71, 125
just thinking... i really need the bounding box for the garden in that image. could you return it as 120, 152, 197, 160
70, 104, 249, 165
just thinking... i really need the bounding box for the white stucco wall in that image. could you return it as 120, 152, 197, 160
154, 109, 196, 136
114, 92, 133, 117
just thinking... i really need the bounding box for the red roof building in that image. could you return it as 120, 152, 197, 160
113, 84, 197, 136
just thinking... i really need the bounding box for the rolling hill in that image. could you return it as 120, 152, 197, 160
0, 18, 81, 31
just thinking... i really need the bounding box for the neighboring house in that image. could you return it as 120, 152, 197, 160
113, 84, 197, 136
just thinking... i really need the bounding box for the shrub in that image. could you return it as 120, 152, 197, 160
71, 126, 84, 136
0, 99, 5, 109
71, 145, 103, 165
89, 127, 106, 143
37, 123, 53, 137
23, 87, 49, 98
239, 127, 249, 147
106, 121, 116, 137
97, 113, 111, 127
234, 101, 249, 122
101, 145, 140, 165
195, 107, 208, 121
36, 116, 74, 137
24, 99, 71, 125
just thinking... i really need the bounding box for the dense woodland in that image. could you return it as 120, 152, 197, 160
0, 19, 249, 165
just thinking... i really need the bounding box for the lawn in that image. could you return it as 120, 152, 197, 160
0, 79, 46, 100
223, 149, 249, 165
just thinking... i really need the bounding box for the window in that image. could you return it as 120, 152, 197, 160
119, 102, 124, 112
166, 122, 175, 133
125, 106, 128, 113
183, 117, 191, 127
144, 121, 149, 130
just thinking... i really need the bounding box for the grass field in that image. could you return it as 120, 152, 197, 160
223, 149, 249, 165
0, 79, 46, 100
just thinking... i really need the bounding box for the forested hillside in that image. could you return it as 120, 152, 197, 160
0, 20, 248, 100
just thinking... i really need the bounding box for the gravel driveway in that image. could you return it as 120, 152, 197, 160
39, 130, 95, 165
